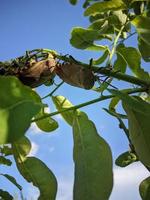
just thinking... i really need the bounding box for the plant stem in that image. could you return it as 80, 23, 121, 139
107, 25, 125, 64
42, 81, 64, 99
32, 87, 146, 122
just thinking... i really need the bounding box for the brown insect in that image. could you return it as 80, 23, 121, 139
55, 62, 95, 89
19, 57, 56, 88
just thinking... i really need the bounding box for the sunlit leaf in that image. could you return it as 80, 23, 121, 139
35, 108, 58, 132
52, 95, 80, 126
122, 99, 150, 167
132, 16, 150, 45
1, 174, 22, 190
115, 151, 138, 167
70, 27, 108, 51
139, 176, 150, 200
115, 46, 150, 80
12, 137, 57, 200
92, 49, 109, 65
0, 189, 13, 200
0, 156, 12, 166
0, 76, 42, 144
0, 145, 12, 156
84, 0, 126, 16
12, 136, 31, 162
73, 112, 113, 200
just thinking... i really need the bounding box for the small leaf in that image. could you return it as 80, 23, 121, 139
73, 112, 113, 200
109, 96, 120, 110
139, 176, 150, 200
0, 189, 13, 200
70, 27, 108, 51
132, 16, 150, 45
52, 95, 80, 126
93, 49, 109, 65
12, 136, 31, 162
12, 137, 57, 200
0, 156, 12, 166
1, 174, 22, 190
0, 76, 42, 144
115, 151, 138, 167
0, 145, 12, 156
36, 108, 58, 132
69, 0, 78, 5
84, 0, 126, 16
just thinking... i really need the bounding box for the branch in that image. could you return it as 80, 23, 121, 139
32, 87, 146, 122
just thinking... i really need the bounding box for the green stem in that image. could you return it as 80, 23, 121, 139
32, 87, 146, 122
42, 81, 64, 99
107, 25, 125, 64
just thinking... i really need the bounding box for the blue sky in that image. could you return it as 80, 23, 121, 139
0, 0, 149, 199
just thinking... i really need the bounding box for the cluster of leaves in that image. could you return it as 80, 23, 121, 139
0, 0, 150, 199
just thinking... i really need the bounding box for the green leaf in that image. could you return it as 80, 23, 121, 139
92, 49, 109, 65
73, 112, 113, 200
109, 89, 150, 115
52, 95, 80, 126
12, 137, 57, 200
115, 151, 138, 167
84, 0, 126, 16
109, 96, 120, 110
122, 96, 150, 167
138, 37, 150, 62
0, 189, 13, 200
139, 176, 150, 200
36, 108, 58, 132
12, 136, 31, 161
70, 27, 108, 51
0, 76, 42, 144
1, 174, 22, 190
0, 145, 12, 156
69, 0, 78, 5
115, 46, 150, 80
132, 16, 150, 45
93, 77, 113, 93
0, 156, 12, 166
114, 44, 127, 73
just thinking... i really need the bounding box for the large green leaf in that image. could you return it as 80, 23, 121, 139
132, 16, 150, 45
73, 112, 113, 200
36, 108, 58, 132
121, 96, 150, 167
12, 136, 57, 200
1, 174, 22, 191
115, 46, 150, 80
70, 27, 108, 51
0, 76, 42, 144
84, 0, 126, 16
115, 151, 138, 167
139, 176, 150, 200
0, 189, 13, 200
52, 95, 80, 126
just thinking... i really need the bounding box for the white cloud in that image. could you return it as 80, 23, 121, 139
28, 141, 39, 157
56, 177, 73, 200
110, 163, 149, 200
